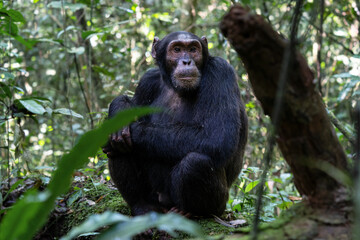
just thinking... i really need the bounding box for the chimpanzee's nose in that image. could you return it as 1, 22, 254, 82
182, 59, 191, 65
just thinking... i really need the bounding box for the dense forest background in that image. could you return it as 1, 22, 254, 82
0, 0, 359, 239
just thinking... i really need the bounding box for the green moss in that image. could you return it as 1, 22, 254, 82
62, 180, 130, 234
198, 218, 235, 236
59, 179, 245, 238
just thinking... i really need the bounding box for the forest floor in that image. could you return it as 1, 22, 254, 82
2, 175, 352, 239
31, 176, 239, 239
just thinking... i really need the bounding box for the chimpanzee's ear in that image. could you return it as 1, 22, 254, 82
151, 37, 160, 59
201, 36, 208, 47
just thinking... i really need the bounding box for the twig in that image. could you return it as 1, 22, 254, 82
306, 17, 355, 55
251, 0, 304, 239
328, 110, 356, 146
73, 54, 94, 128
353, 100, 360, 239
316, 0, 324, 94
61, 0, 74, 146
6, 1, 14, 189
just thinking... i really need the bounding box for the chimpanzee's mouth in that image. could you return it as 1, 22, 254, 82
178, 77, 196, 81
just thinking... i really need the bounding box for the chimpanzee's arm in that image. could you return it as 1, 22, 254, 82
104, 69, 161, 155
108, 68, 161, 118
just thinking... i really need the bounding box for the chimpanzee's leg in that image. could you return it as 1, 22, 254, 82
170, 152, 229, 216
109, 155, 163, 215
107, 95, 162, 215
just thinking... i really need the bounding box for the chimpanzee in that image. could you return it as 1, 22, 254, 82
103, 31, 248, 217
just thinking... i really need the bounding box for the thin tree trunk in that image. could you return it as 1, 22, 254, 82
180, 0, 197, 33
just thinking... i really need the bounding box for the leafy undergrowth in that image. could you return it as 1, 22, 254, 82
4, 175, 352, 240
35, 176, 238, 239
224, 202, 352, 240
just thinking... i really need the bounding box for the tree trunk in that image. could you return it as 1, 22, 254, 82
220, 5, 351, 238
180, 0, 197, 33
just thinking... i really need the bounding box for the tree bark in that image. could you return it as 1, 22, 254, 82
220, 5, 349, 208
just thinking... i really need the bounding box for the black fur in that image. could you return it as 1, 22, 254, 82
106, 32, 247, 216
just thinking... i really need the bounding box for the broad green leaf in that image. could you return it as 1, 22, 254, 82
81, 30, 99, 40
61, 211, 130, 240
0, 82, 11, 98
244, 179, 260, 193
0, 107, 159, 240
277, 201, 293, 210
0, 9, 25, 23
13, 35, 36, 49
78, 0, 100, 6
67, 46, 85, 55
67, 189, 83, 206
272, 177, 283, 184
5, 21, 18, 36
353, 89, 360, 97
62, 212, 203, 240
337, 79, 359, 101
2, 179, 26, 202
13, 86, 24, 94
57, 25, 77, 39
19, 100, 46, 115
20, 96, 51, 102
93, 66, 115, 78
117, 6, 134, 13
35, 38, 62, 45
53, 108, 83, 119
0, 72, 15, 80
332, 72, 360, 80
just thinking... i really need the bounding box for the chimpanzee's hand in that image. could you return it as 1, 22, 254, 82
110, 126, 132, 153
102, 142, 116, 158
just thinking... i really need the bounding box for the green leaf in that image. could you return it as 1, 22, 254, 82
13, 35, 36, 49
47, 1, 86, 11
93, 66, 115, 78
244, 179, 260, 193
332, 72, 360, 80
3, 21, 18, 36
61, 211, 130, 240
67, 189, 83, 206
53, 108, 83, 119
62, 211, 203, 240
0, 9, 26, 23
0, 82, 12, 98
67, 46, 85, 55
277, 201, 293, 210
57, 25, 77, 39
13, 86, 24, 94
78, 0, 100, 6
2, 179, 26, 202
81, 30, 99, 40
35, 38, 62, 45
0, 72, 15, 80
0, 107, 159, 240
19, 100, 46, 115
338, 78, 359, 101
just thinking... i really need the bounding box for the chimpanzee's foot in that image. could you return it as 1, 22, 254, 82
168, 207, 192, 218
131, 202, 167, 216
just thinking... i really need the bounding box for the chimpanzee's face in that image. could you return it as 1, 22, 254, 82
165, 36, 203, 91
151, 32, 208, 93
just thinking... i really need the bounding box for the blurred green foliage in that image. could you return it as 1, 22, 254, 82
0, 0, 359, 239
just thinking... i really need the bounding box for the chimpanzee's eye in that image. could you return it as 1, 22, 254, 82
174, 47, 181, 53
189, 47, 197, 52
